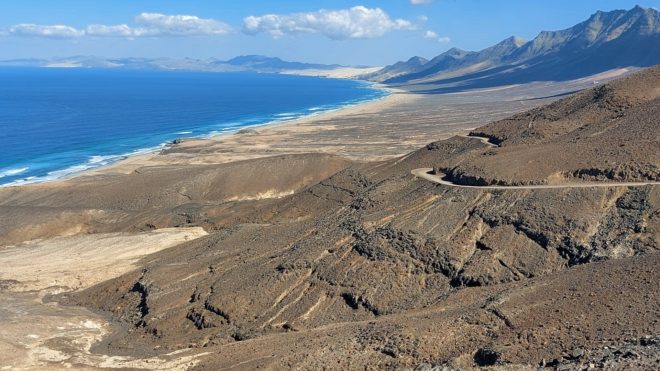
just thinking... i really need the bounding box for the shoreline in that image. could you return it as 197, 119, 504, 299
1, 78, 396, 188
205, 82, 399, 139
205, 84, 407, 140
2, 67, 616, 189
75, 85, 413, 179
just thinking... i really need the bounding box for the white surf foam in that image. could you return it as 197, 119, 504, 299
0, 144, 168, 187
0, 167, 29, 178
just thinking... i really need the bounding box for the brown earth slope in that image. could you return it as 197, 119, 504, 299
448, 65, 660, 185
43, 67, 660, 369
0, 154, 351, 246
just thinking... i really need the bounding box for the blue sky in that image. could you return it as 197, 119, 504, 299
0, 0, 657, 65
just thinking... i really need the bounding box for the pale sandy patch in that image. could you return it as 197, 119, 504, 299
0, 227, 208, 292
0, 227, 210, 370
280, 66, 382, 78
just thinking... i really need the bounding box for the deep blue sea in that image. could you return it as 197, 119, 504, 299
0, 68, 387, 186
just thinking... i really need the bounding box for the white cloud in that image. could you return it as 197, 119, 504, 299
86, 24, 133, 37
424, 30, 450, 43
5, 13, 232, 39
424, 30, 438, 39
410, 0, 433, 5
134, 13, 231, 36
418, 15, 429, 22
8, 24, 85, 38
243, 6, 414, 40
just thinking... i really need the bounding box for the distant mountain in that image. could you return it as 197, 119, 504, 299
366, 6, 660, 90
361, 56, 428, 82
369, 37, 527, 83
0, 55, 344, 74
223, 55, 340, 72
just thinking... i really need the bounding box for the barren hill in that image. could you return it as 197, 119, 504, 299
442, 65, 660, 185
8, 67, 647, 369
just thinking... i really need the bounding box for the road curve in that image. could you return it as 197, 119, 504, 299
460, 134, 498, 148
411, 168, 660, 190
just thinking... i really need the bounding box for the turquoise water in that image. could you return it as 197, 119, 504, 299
0, 68, 387, 186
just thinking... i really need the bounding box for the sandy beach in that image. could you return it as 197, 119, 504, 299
61, 76, 603, 180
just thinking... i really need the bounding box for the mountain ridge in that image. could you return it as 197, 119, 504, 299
223, 55, 341, 71
366, 6, 660, 88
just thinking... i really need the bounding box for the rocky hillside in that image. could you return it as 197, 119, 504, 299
372, 36, 527, 84
439, 65, 660, 185
21, 68, 653, 369
367, 6, 660, 89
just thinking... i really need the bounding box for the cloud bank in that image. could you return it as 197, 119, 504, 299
9, 24, 85, 38
132, 13, 231, 36
5, 13, 232, 39
243, 6, 414, 40
4, 8, 417, 41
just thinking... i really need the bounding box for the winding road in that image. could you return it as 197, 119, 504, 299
461, 134, 499, 148
411, 168, 660, 190
412, 134, 660, 189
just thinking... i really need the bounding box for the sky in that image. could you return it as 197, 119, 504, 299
0, 0, 658, 66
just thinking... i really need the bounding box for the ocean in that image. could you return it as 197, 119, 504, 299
0, 67, 387, 186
